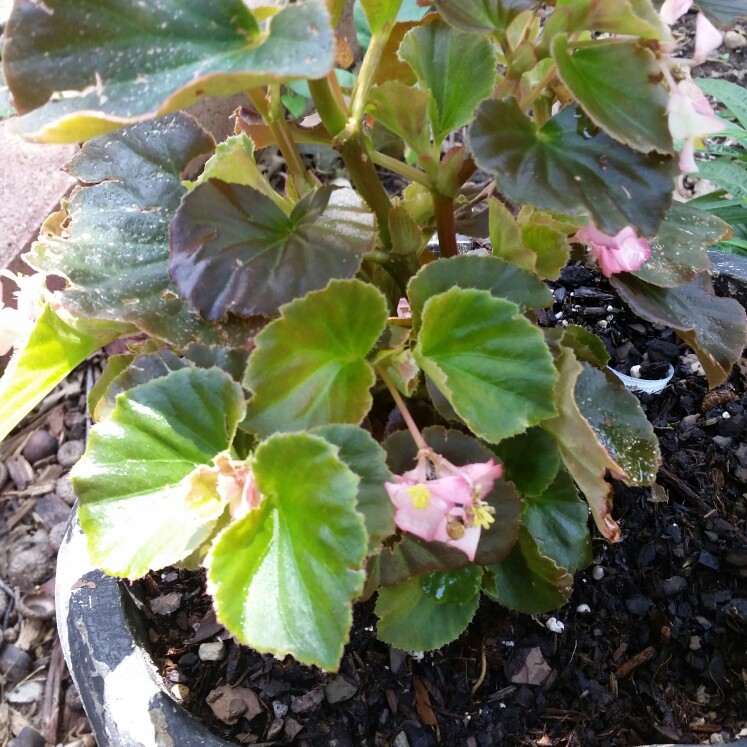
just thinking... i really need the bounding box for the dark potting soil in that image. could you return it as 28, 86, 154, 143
138, 264, 747, 747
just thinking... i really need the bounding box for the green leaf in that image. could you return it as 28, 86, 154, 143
493, 428, 561, 497
541, 347, 659, 541
398, 20, 496, 142
559, 324, 610, 368
432, 0, 541, 33
469, 99, 677, 236
207, 433, 366, 671
383, 427, 521, 569
520, 221, 571, 280
73, 367, 246, 577
375, 574, 479, 650
367, 82, 432, 157
5, 0, 334, 143
693, 158, 747, 202
407, 255, 553, 331
610, 272, 747, 388
0, 306, 124, 442
311, 424, 395, 551
26, 114, 261, 347
694, 0, 747, 30
87, 354, 134, 423
697, 78, 747, 130
551, 36, 672, 154
633, 201, 728, 288
360, 0, 404, 31
522, 469, 592, 573
546, 0, 669, 39
414, 288, 558, 443
183, 133, 286, 209
170, 183, 376, 319
91, 350, 187, 423
421, 565, 484, 605
243, 279, 388, 436
483, 527, 573, 614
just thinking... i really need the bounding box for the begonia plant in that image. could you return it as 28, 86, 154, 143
1, 0, 746, 670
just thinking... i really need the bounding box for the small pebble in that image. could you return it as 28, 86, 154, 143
592, 565, 605, 580
149, 592, 181, 615
267, 718, 284, 740
0, 644, 32, 682
273, 700, 289, 718
545, 617, 565, 633
57, 440, 86, 468
49, 522, 68, 551
8, 726, 46, 747
170, 684, 189, 701
22, 430, 58, 464
724, 29, 747, 49
629, 365, 642, 379
576, 604, 591, 614
0, 588, 8, 618
7, 544, 55, 588
6, 680, 44, 704
199, 641, 227, 662
56, 475, 76, 506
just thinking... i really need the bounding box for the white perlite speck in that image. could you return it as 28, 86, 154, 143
546, 617, 565, 634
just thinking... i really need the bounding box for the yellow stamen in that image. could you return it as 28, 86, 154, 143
472, 504, 496, 530
406, 484, 431, 509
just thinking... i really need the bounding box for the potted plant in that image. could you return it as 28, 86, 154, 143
1, 0, 747, 742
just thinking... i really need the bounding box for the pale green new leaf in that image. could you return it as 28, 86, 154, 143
414, 287, 557, 443
243, 280, 388, 436
0, 306, 126, 443
207, 433, 367, 671
73, 368, 246, 577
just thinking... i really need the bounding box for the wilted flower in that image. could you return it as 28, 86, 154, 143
213, 453, 262, 520
659, 0, 723, 62
574, 223, 651, 277
667, 77, 727, 173
0, 271, 48, 357
384, 448, 501, 561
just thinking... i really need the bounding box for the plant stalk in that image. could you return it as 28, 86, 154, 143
377, 366, 429, 452
247, 87, 310, 197
370, 151, 431, 188
432, 192, 458, 258
309, 74, 393, 247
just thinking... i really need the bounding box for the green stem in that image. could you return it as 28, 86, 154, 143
377, 365, 429, 452
348, 28, 390, 131
247, 87, 310, 197
370, 151, 431, 188
518, 63, 558, 112
432, 192, 458, 258
309, 74, 393, 247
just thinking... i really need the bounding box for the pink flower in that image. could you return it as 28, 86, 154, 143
667, 77, 726, 173
574, 223, 651, 277
396, 298, 411, 319
384, 449, 501, 561
659, 0, 723, 61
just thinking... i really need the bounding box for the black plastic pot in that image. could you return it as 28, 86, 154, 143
56, 508, 232, 747
56, 253, 747, 747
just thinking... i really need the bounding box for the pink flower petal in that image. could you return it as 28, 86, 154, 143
695, 13, 723, 61
574, 223, 651, 277
659, 0, 693, 25
385, 481, 454, 541
434, 508, 481, 561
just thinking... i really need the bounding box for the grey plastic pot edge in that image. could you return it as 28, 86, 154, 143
56, 507, 233, 747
